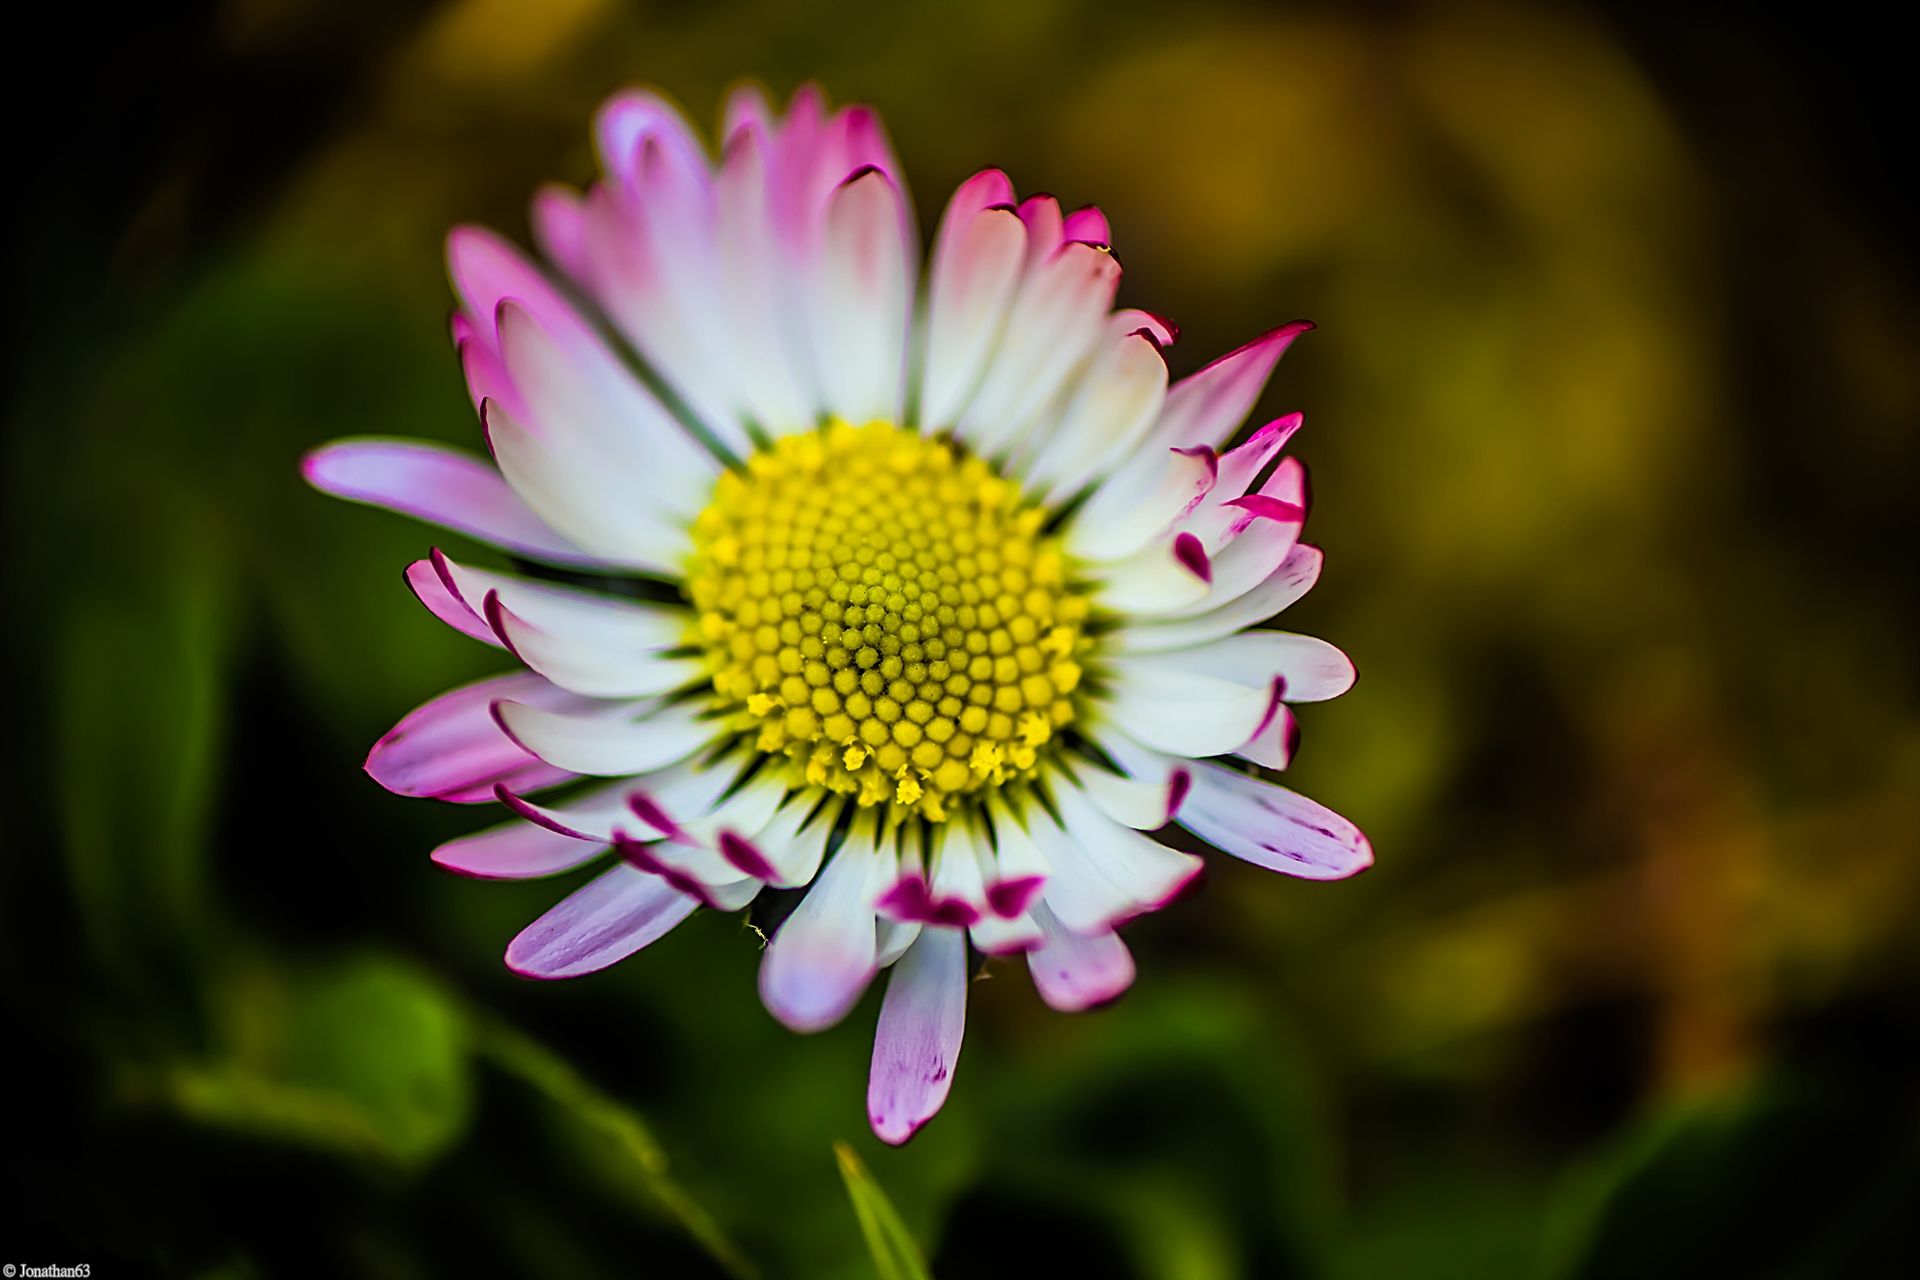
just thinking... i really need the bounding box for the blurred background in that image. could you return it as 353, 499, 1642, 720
6, 1, 1917, 1276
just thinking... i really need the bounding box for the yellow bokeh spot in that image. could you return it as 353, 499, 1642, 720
685, 420, 1088, 819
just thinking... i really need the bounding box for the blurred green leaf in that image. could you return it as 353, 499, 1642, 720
471, 1012, 756, 1279
153, 1063, 401, 1161
127, 952, 471, 1170
836, 1142, 934, 1280
55, 511, 233, 977
279, 955, 473, 1165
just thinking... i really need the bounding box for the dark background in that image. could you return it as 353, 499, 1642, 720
6, 2, 1916, 1276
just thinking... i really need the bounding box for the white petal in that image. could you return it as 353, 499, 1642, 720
1082, 725, 1193, 822
1066, 444, 1217, 563
981, 797, 1050, 918
920, 199, 1027, 429
1091, 536, 1212, 615
955, 242, 1120, 459
1070, 759, 1179, 830
1138, 630, 1357, 703
1234, 701, 1299, 771
530, 183, 589, 281
814, 168, 914, 425
759, 831, 883, 1031
595, 89, 710, 192
1214, 414, 1301, 498
365, 671, 580, 802
488, 597, 705, 700
581, 96, 752, 452
493, 697, 712, 776
1022, 794, 1197, 936
702, 876, 763, 912
1025, 326, 1169, 499
929, 824, 991, 920
1154, 508, 1305, 620
496, 778, 647, 843
1015, 194, 1065, 264
619, 835, 757, 904
432, 550, 686, 643
572, 188, 744, 455
969, 908, 1043, 955
619, 754, 755, 841
714, 121, 815, 432
670, 773, 788, 847
495, 301, 717, 518
483, 400, 689, 574
1024, 828, 1131, 933
879, 821, 991, 925
445, 224, 596, 354
430, 550, 699, 698
1099, 659, 1282, 758
1049, 778, 1201, 913
715, 797, 836, 888
876, 918, 923, 969
1112, 544, 1324, 653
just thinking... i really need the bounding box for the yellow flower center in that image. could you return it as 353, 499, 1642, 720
686, 421, 1088, 820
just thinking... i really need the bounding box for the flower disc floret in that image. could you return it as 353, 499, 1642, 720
686, 420, 1087, 818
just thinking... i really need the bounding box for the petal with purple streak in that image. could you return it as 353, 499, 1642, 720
302, 439, 598, 567
1026, 900, 1137, 1012
505, 863, 699, 979
432, 816, 608, 881
366, 671, 580, 802
404, 558, 499, 647
868, 927, 969, 1145
1179, 762, 1372, 880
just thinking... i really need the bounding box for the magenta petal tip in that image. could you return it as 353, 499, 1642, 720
1172, 532, 1212, 583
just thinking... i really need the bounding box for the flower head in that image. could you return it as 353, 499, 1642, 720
305, 83, 1369, 1145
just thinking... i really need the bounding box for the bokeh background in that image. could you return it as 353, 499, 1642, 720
7, 1, 1917, 1276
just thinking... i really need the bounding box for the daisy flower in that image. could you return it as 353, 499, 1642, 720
304, 84, 1369, 1145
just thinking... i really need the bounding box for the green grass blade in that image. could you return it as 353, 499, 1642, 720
835, 1142, 933, 1280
